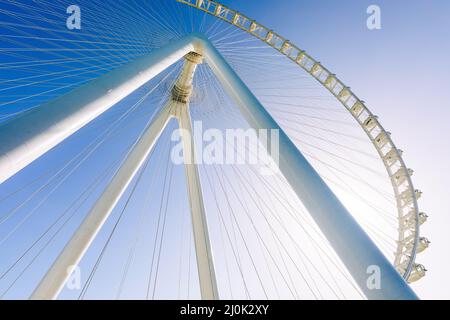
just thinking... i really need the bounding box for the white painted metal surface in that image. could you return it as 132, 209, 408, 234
30, 44, 219, 300
174, 101, 219, 300
30, 101, 173, 300
0, 37, 195, 184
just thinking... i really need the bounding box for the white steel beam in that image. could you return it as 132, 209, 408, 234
0, 37, 195, 184
30, 102, 173, 300
194, 34, 419, 300
30, 40, 219, 300
174, 101, 219, 300
171, 52, 219, 300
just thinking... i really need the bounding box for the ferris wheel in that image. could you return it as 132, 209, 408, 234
0, 0, 428, 300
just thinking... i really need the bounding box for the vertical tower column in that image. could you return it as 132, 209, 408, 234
25, 34, 418, 300
171, 53, 219, 300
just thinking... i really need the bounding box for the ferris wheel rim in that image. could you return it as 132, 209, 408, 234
175, 0, 425, 282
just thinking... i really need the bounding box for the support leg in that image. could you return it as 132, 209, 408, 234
199, 37, 418, 300
30, 102, 173, 300
0, 37, 196, 184
175, 102, 219, 300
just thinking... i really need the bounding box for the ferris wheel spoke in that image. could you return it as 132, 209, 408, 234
211, 129, 348, 298
202, 166, 252, 299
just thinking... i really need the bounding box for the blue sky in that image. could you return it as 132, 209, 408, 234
0, 0, 449, 299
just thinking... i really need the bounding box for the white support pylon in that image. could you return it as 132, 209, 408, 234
31, 50, 219, 300
174, 101, 219, 300
171, 52, 219, 300
30, 102, 173, 300
195, 34, 418, 300
0, 36, 196, 184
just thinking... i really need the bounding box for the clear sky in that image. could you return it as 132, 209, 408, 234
0, 0, 449, 300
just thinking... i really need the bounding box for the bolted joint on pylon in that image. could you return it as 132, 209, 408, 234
185, 51, 203, 64
171, 52, 203, 103
171, 85, 193, 103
